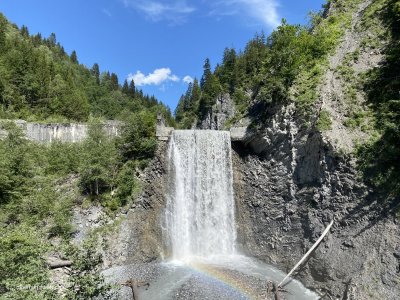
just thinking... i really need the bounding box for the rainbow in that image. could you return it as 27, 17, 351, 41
174, 260, 267, 300
152, 257, 318, 300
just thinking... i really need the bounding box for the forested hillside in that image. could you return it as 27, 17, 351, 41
0, 12, 173, 123
0, 13, 173, 299
175, 0, 400, 203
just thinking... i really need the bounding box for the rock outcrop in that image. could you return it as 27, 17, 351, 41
232, 104, 400, 299
198, 93, 236, 130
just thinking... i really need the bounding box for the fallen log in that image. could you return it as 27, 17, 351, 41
278, 219, 334, 288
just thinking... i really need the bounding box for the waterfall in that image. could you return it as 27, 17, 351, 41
165, 130, 236, 260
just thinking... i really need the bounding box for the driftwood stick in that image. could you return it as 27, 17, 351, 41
278, 219, 334, 288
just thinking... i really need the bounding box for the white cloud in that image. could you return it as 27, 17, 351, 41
122, 0, 195, 24
127, 68, 180, 86
183, 75, 194, 84
208, 0, 281, 28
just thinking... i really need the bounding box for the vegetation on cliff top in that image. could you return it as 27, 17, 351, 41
174, 0, 363, 127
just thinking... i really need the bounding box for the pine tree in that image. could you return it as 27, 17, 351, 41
184, 82, 193, 110
200, 58, 211, 89
110, 73, 119, 90
128, 80, 135, 98
20, 25, 29, 38
70, 50, 78, 64
198, 58, 221, 117
91, 63, 100, 85
216, 48, 238, 94
190, 78, 201, 112
31, 33, 42, 47
174, 95, 185, 122
122, 79, 129, 95
48, 33, 56, 47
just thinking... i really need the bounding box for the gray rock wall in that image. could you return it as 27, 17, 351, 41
199, 93, 236, 130
232, 105, 400, 299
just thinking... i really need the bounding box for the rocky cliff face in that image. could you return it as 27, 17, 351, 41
101, 141, 168, 267
229, 0, 400, 298
231, 104, 400, 299
198, 93, 236, 130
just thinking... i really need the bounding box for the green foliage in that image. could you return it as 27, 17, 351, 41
65, 237, 115, 300
115, 161, 139, 206
0, 122, 34, 205
198, 58, 222, 118
44, 141, 82, 175
70, 50, 78, 64
0, 226, 57, 299
80, 119, 118, 197
0, 117, 151, 297
175, 79, 200, 129
316, 110, 332, 131
356, 0, 400, 201
0, 13, 173, 123
118, 111, 157, 161
216, 48, 238, 94
175, 1, 363, 128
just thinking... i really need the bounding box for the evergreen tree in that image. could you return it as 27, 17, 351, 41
31, 33, 42, 47
70, 50, 78, 64
48, 33, 56, 47
122, 79, 129, 95
190, 78, 201, 112
200, 58, 211, 89
20, 25, 29, 38
91, 63, 100, 85
219, 48, 237, 94
174, 95, 185, 122
0, 15, 6, 50
110, 73, 119, 91
184, 82, 193, 110
0, 13, 177, 124
128, 80, 135, 98
198, 58, 221, 117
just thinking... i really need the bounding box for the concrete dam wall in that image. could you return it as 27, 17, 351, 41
0, 119, 121, 143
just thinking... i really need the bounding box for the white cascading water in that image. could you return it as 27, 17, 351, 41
104, 129, 318, 299
165, 130, 236, 260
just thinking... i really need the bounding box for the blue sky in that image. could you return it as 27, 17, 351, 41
0, 0, 325, 110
